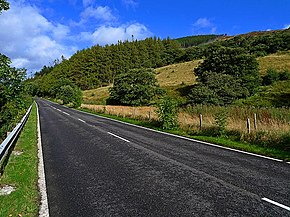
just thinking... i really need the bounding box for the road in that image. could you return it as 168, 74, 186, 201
36, 98, 290, 216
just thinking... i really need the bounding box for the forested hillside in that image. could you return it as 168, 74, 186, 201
28, 28, 290, 107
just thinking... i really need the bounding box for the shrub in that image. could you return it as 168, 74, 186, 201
262, 68, 280, 85
156, 97, 179, 130
108, 68, 162, 106
56, 85, 82, 108
215, 109, 228, 136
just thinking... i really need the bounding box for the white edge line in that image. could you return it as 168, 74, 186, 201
107, 132, 130, 143
78, 118, 86, 123
77, 109, 285, 163
36, 102, 50, 217
262, 197, 290, 211
287, 162, 290, 164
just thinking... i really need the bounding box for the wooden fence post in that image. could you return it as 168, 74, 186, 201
247, 118, 251, 133
254, 113, 257, 130
199, 114, 203, 130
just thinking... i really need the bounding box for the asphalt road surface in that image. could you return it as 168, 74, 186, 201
36, 98, 290, 216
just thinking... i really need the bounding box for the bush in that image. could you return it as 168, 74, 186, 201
108, 68, 162, 106
262, 68, 280, 85
156, 97, 179, 130
56, 85, 82, 108
189, 73, 249, 105
215, 109, 228, 136
191, 46, 260, 105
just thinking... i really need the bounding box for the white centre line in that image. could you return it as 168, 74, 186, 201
56, 109, 61, 112
107, 132, 130, 143
262, 197, 290, 211
62, 111, 70, 116
78, 118, 86, 123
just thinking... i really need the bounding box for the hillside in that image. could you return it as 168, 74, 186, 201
29, 28, 290, 107
83, 50, 290, 105
257, 51, 290, 75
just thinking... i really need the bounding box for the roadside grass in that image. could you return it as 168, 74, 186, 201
0, 103, 39, 216
79, 106, 290, 161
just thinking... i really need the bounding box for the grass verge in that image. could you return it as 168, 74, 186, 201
79, 107, 290, 161
0, 103, 39, 216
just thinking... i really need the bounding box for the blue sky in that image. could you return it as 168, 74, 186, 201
0, 0, 289, 74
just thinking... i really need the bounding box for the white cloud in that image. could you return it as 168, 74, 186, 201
88, 23, 152, 45
0, 1, 75, 73
122, 0, 138, 8
193, 17, 217, 34
283, 24, 290, 29
82, 0, 96, 7
81, 6, 116, 22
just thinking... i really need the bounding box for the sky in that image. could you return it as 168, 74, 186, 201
0, 0, 289, 75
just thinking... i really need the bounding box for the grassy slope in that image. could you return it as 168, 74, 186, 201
0, 103, 39, 216
82, 60, 201, 104
82, 51, 290, 104
257, 51, 290, 75
83, 85, 112, 105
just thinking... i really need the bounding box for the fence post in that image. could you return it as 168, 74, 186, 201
103, 106, 106, 114
148, 111, 151, 121
254, 113, 257, 130
247, 118, 251, 133
199, 114, 203, 130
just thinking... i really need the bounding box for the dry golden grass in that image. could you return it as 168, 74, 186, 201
81, 104, 290, 135
81, 104, 158, 120
155, 60, 201, 87
257, 51, 290, 75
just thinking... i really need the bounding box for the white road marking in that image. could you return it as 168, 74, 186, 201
62, 111, 70, 116
77, 110, 286, 163
56, 109, 61, 112
36, 103, 50, 217
262, 197, 290, 211
107, 132, 130, 143
78, 118, 86, 123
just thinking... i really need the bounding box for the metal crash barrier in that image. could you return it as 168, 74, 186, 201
0, 105, 32, 175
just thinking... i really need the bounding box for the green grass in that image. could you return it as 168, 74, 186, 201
0, 103, 39, 216
257, 51, 290, 75
79, 108, 290, 161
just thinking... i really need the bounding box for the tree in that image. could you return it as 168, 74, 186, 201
0, 54, 26, 108
108, 68, 162, 106
0, 0, 9, 13
190, 46, 260, 105
0, 54, 26, 139
56, 84, 82, 108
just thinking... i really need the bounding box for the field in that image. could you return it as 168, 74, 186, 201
257, 51, 290, 75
